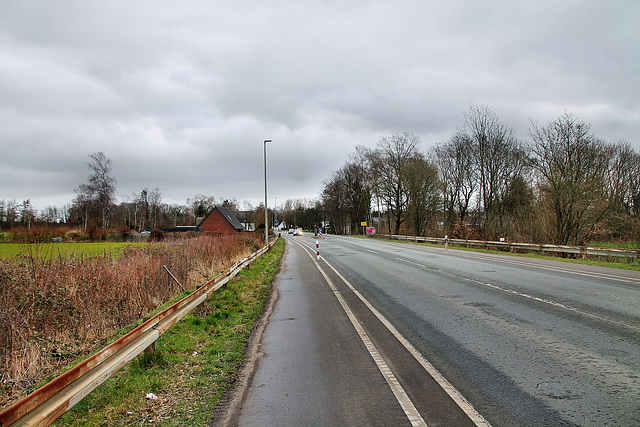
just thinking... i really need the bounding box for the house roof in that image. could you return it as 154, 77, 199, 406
198, 206, 244, 231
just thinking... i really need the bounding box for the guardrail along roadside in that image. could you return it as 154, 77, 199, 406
378, 234, 639, 261
0, 239, 277, 427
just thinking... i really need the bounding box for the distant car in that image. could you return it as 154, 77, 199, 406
294, 229, 303, 236
288, 229, 294, 234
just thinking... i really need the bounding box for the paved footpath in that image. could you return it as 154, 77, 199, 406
215, 236, 479, 426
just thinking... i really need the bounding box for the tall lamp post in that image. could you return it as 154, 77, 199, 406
263, 139, 272, 244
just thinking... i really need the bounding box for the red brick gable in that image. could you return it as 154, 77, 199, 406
198, 207, 242, 234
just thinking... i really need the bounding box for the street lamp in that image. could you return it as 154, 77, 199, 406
263, 139, 272, 244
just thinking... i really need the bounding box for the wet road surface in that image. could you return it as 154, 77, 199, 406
228, 235, 640, 426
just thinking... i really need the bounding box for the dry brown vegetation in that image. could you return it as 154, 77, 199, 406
0, 233, 261, 409
1, 225, 124, 243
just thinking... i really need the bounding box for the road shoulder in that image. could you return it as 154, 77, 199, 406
209, 241, 287, 427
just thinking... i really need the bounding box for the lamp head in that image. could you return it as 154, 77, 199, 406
264, 139, 272, 143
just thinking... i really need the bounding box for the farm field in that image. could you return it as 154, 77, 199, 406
0, 241, 142, 259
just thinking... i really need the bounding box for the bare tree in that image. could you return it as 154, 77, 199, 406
369, 132, 421, 235
322, 172, 348, 234
0, 200, 20, 228
129, 192, 143, 230
221, 198, 240, 215
187, 194, 217, 222
120, 194, 132, 227
498, 174, 536, 241
72, 152, 117, 228
20, 199, 35, 229
432, 132, 476, 233
604, 142, 640, 238
73, 182, 91, 229
168, 204, 184, 227
338, 156, 372, 234
5, 200, 18, 227
139, 188, 149, 230
529, 113, 614, 245
59, 204, 70, 224
148, 187, 162, 229
403, 155, 440, 236
609, 142, 640, 218
463, 104, 528, 237
40, 205, 62, 224
87, 152, 117, 228
361, 147, 390, 232
280, 199, 296, 229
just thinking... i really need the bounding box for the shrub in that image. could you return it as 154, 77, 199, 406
64, 227, 90, 242
149, 228, 165, 242
8, 226, 67, 244
118, 225, 132, 242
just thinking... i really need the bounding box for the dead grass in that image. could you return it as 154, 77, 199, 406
0, 233, 261, 409
53, 238, 284, 426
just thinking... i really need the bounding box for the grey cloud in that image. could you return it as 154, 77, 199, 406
1, 0, 638, 209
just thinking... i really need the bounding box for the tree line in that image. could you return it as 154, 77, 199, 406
0, 152, 252, 234
321, 104, 640, 246
0, 150, 322, 236
3, 104, 638, 246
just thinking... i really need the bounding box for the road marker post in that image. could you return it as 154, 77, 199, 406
316, 240, 320, 260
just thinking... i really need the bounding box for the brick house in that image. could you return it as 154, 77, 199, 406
197, 206, 245, 234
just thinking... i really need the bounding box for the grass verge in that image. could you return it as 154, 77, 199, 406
368, 236, 640, 271
52, 238, 284, 426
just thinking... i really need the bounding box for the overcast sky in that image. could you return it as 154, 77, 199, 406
1, 0, 638, 210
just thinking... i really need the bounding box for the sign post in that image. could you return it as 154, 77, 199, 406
361, 221, 367, 235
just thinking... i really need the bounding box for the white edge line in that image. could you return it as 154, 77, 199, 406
395, 257, 424, 268
324, 253, 492, 427
294, 240, 428, 427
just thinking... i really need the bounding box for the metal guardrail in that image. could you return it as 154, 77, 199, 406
0, 239, 277, 427
378, 234, 639, 260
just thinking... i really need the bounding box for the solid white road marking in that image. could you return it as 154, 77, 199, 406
322, 255, 492, 427
294, 240, 428, 427
395, 257, 424, 268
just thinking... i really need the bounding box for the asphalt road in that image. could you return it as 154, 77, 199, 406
232, 234, 640, 426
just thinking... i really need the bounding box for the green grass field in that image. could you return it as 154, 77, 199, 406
588, 241, 640, 250
0, 242, 143, 259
